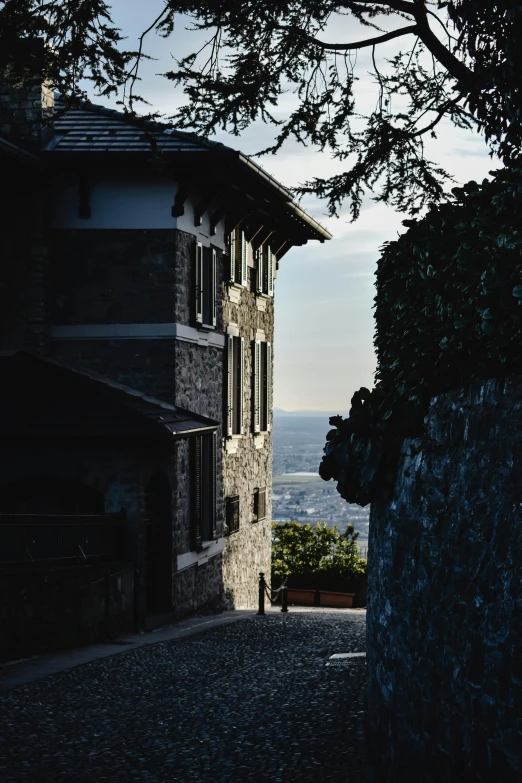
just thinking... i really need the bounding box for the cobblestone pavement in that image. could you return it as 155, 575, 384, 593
0, 611, 372, 783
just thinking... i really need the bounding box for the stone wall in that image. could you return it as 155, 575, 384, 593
49, 226, 229, 615
222, 272, 274, 609
366, 374, 522, 782
0, 164, 49, 354
51, 338, 178, 405
0, 562, 135, 662
0, 81, 53, 144
50, 230, 177, 325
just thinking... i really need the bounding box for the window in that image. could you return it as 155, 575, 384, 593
228, 227, 248, 287
191, 432, 217, 549
253, 340, 272, 433
253, 487, 267, 522
226, 495, 240, 535
194, 243, 217, 328
227, 334, 244, 436
254, 244, 274, 296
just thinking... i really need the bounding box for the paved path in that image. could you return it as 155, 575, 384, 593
0, 609, 372, 783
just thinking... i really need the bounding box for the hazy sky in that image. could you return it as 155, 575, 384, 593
93, 3, 494, 412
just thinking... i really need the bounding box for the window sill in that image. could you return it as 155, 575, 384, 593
253, 432, 266, 449
177, 537, 224, 572
224, 435, 243, 455
227, 283, 243, 304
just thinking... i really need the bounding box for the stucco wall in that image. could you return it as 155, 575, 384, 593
366, 374, 522, 782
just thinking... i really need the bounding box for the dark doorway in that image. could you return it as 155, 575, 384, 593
144, 473, 173, 614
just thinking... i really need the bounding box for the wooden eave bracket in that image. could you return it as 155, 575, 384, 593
194, 191, 217, 227
172, 182, 191, 217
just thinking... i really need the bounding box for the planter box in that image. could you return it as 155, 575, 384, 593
287, 588, 317, 606
319, 590, 355, 608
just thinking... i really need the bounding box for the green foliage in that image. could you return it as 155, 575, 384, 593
271, 521, 366, 580
320, 164, 522, 505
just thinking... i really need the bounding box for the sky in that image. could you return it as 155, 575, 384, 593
93, 2, 495, 412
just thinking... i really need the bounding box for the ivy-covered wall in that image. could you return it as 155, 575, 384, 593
321, 164, 522, 507
366, 374, 522, 782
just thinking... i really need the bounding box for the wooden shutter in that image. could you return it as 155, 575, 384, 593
211, 431, 217, 538
195, 242, 204, 324
266, 342, 272, 431
253, 340, 261, 432
268, 247, 274, 296
227, 335, 234, 436
262, 245, 269, 295
240, 231, 248, 287
254, 487, 267, 521
211, 248, 217, 327
238, 336, 245, 434
229, 230, 236, 283
226, 495, 240, 534
255, 246, 264, 294
192, 435, 203, 549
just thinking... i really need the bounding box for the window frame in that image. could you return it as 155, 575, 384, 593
227, 334, 245, 437
225, 495, 240, 536
253, 487, 267, 523
191, 431, 218, 549
254, 244, 275, 297
253, 339, 272, 433
195, 242, 218, 329
228, 227, 248, 287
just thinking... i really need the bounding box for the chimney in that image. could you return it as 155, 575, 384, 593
0, 78, 54, 148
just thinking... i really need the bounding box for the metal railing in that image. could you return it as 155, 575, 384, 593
0, 513, 125, 565
257, 571, 288, 615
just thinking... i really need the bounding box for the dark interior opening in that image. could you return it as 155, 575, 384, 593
144, 472, 173, 614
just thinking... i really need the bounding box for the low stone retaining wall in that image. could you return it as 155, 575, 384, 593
0, 562, 134, 662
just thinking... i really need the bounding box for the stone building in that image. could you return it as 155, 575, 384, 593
0, 81, 331, 656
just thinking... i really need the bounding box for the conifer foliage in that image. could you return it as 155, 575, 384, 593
1, 2, 522, 216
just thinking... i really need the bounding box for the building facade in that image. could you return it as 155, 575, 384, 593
0, 82, 330, 654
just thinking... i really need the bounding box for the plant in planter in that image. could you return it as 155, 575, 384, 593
271, 521, 366, 605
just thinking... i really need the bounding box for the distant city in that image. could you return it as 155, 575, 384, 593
272, 411, 370, 555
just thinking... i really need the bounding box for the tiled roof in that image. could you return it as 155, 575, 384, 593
41, 98, 332, 241
0, 352, 218, 442
45, 100, 226, 155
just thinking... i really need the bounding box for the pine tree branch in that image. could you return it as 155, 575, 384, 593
283, 24, 420, 51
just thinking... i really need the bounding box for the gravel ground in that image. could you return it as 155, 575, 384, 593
0, 611, 372, 783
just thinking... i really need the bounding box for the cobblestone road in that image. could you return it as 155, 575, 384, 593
0, 611, 372, 783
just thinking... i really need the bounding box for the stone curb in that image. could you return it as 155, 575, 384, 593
0, 609, 257, 692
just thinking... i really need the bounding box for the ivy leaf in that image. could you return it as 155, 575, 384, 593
512, 285, 522, 298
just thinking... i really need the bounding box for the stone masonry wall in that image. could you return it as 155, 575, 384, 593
366, 374, 522, 782
50, 230, 177, 324
222, 272, 274, 609
0, 165, 49, 353
171, 232, 226, 611
0, 81, 54, 144
50, 227, 229, 616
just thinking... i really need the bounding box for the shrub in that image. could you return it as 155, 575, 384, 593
271, 521, 366, 580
